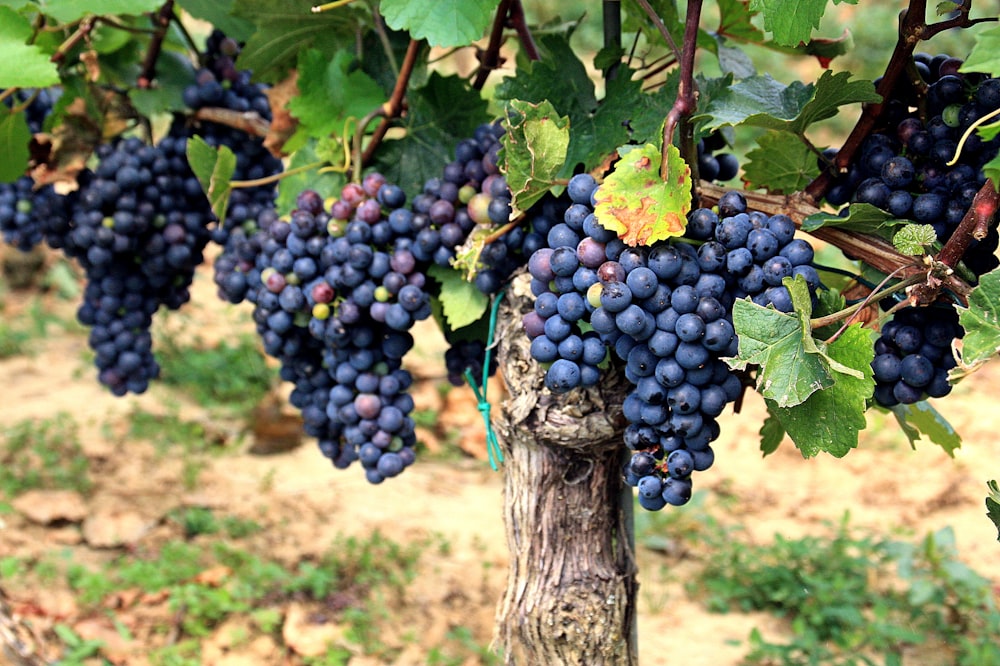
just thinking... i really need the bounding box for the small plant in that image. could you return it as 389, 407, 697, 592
156, 334, 276, 414
689, 518, 1000, 665
0, 412, 92, 498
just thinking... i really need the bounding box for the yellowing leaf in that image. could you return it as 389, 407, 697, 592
593, 144, 691, 246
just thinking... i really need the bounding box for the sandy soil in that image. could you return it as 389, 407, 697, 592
1, 253, 998, 665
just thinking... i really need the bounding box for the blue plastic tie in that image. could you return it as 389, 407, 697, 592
464, 290, 505, 471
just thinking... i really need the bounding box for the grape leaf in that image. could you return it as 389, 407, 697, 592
748, 0, 856, 47
766, 321, 873, 458
759, 410, 786, 456
888, 401, 961, 457
186, 136, 236, 223
892, 224, 937, 256
372, 72, 489, 198
0, 109, 30, 183
742, 131, 818, 193
0, 7, 59, 88
428, 264, 489, 330
960, 23, 1000, 77
176, 0, 255, 42
379, 0, 498, 47
729, 275, 865, 407
951, 267, 1000, 378
39, 0, 162, 22
501, 99, 570, 219
717, 0, 763, 42
234, 0, 366, 83
801, 203, 899, 234
986, 480, 1000, 542
276, 139, 346, 215
287, 49, 385, 140
495, 34, 674, 175
592, 144, 691, 246
696, 70, 880, 135
982, 151, 1000, 191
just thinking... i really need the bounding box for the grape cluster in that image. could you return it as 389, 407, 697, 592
824, 54, 1000, 275
0, 89, 70, 253
524, 185, 823, 509
242, 177, 440, 482
41, 131, 217, 394
696, 131, 740, 183
871, 304, 962, 407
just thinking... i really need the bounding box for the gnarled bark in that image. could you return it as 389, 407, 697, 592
493, 275, 636, 665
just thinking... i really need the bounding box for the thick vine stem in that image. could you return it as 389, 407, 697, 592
473, 0, 515, 91
358, 38, 421, 168
509, 0, 540, 63
137, 0, 175, 89
493, 273, 637, 666
661, 0, 702, 181
936, 180, 999, 268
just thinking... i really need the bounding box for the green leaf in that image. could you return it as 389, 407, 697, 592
495, 34, 673, 175
977, 120, 1000, 142
960, 24, 1000, 77
888, 402, 961, 457
892, 224, 937, 256
186, 136, 236, 223
952, 267, 1000, 378
39, 0, 162, 22
379, 0, 498, 47
748, 0, 838, 47
767, 322, 873, 458
177, 0, 255, 42
759, 409, 785, 456
592, 143, 691, 246
0, 7, 59, 88
742, 131, 818, 193
982, 151, 1000, 191
234, 0, 366, 83
501, 99, 570, 218
801, 202, 899, 234
716, 0, 763, 42
729, 276, 864, 407
986, 480, 1000, 542
0, 109, 30, 183
373, 72, 489, 198
275, 139, 346, 215
697, 70, 880, 135
288, 49, 385, 139
427, 264, 489, 330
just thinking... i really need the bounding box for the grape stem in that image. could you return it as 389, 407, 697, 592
661, 0, 702, 184
356, 38, 422, 171
230, 160, 325, 189
509, 1, 540, 62
138, 0, 175, 89
482, 213, 527, 246
473, 0, 515, 91
49, 16, 96, 64
815, 270, 922, 344
633, 0, 681, 63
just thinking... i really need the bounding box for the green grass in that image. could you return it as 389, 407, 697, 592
687, 515, 1000, 665
0, 412, 93, 499
15, 529, 464, 663
155, 334, 276, 414
0, 298, 77, 359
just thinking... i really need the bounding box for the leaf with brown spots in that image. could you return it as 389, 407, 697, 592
592, 143, 691, 246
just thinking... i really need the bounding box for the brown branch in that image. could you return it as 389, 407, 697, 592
359, 38, 421, 168
633, 0, 681, 63
509, 0, 540, 62
936, 180, 1000, 268
192, 108, 270, 137
804, 2, 928, 201
661, 0, 702, 180
49, 16, 96, 64
473, 0, 514, 90
138, 0, 175, 89
920, 0, 996, 40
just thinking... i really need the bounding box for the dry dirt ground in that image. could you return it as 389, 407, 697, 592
0, 252, 998, 665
